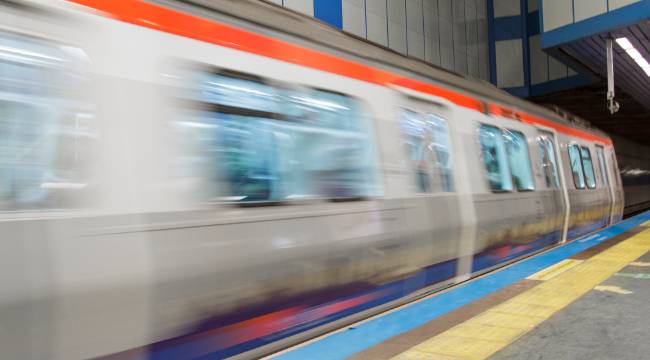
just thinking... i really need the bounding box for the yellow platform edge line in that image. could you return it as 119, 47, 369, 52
391, 227, 650, 360
526, 259, 583, 281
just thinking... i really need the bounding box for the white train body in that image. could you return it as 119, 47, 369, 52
0, 1, 624, 359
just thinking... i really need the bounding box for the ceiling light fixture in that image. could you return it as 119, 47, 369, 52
616, 37, 650, 76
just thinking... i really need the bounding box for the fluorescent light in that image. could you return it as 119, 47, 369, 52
636, 58, 650, 77
615, 37, 633, 50
616, 37, 650, 77
628, 48, 642, 60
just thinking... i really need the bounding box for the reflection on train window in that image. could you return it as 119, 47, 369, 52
0, 32, 94, 211
580, 146, 596, 189
479, 124, 513, 192
400, 110, 454, 193
537, 135, 560, 188
595, 145, 609, 187
568, 144, 586, 189
184, 71, 380, 203
503, 129, 534, 191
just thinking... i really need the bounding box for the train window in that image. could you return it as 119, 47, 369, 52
479, 124, 513, 192
286, 89, 379, 199
0, 33, 95, 211
503, 129, 534, 191
595, 145, 609, 187
568, 144, 586, 189
580, 146, 596, 189
201, 72, 279, 114
188, 71, 380, 203
400, 111, 454, 193
538, 136, 560, 188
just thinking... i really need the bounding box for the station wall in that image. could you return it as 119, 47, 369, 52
263, 0, 491, 82
491, 0, 588, 97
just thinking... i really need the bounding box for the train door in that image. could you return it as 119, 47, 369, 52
607, 147, 625, 222
398, 95, 463, 276
473, 117, 553, 273
536, 129, 569, 242
595, 145, 614, 225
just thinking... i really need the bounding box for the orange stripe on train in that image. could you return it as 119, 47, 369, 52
66, 0, 611, 145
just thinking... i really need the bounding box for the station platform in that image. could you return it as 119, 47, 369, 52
270, 210, 650, 360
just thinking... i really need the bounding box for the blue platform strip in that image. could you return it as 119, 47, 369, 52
276, 210, 650, 360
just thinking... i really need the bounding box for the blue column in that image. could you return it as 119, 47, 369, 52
521, 0, 531, 92
489, 0, 527, 96
314, 0, 343, 29
487, 0, 497, 85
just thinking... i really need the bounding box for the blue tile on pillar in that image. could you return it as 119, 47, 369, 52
493, 16, 523, 40
314, 0, 343, 29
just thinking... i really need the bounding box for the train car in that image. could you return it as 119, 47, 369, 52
0, 0, 626, 359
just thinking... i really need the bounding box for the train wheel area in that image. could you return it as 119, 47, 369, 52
269, 210, 650, 360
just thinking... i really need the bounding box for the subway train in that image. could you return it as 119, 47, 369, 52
0, 0, 630, 359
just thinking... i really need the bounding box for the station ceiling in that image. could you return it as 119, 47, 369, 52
538, 21, 650, 147
561, 23, 650, 110
530, 80, 650, 146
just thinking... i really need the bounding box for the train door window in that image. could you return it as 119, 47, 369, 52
503, 129, 534, 191
479, 124, 513, 192
568, 144, 586, 189
537, 135, 560, 188
401, 110, 433, 192
610, 152, 621, 188
400, 110, 454, 193
580, 146, 596, 189
544, 138, 560, 188
595, 145, 609, 187
191, 71, 380, 203
427, 114, 454, 192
